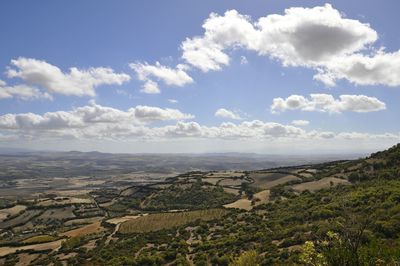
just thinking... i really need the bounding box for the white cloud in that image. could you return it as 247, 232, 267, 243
168, 99, 179, 104
130, 62, 193, 93
0, 105, 398, 150
132, 105, 194, 121
181, 37, 230, 72
315, 50, 400, 86
271, 94, 386, 114
6, 57, 131, 97
179, 5, 400, 87
0, 80, 52, 100
254, 4, 377, 66
215, 108, 242, 120
291, 120, 309, 126
141, 80, 161, 94
181, 10, 256, 72
0, 102, 194, 131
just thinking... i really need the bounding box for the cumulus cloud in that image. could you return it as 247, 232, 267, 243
141, 80, 161, 94
6, 57, 131, 97
215, 108, 242, 120
0, 102, 194, 131
181, 10, 255, 72
292, 120, 309, 126
0, 80, 52, 100
179, 5, 400, 87
130, 62, 193, 93
132, 105, 194, 121
315, 50, 400, 86
254, 4, 376, 66
0, 105, 398, 146
271, 94, 386, 114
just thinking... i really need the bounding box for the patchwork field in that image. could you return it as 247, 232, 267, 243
0, 150, 362, 264
36, 207, 76, 221
0, 210, 41, 229
37, 197, 93, 207
0, 239, 64, 257
224, 190, 270, 211
0, 205, 26, 221
23, 235, 59, 244
61, 221, 105, 237
223, 187, 240, 195
250, 172, 301, 189
119, 209, 227, 233
106, 215, 146, 225
291, 177, 351, 192
201, 177, 223, 185
204, 171, 244, 178
223, 198, 253, 211
218, 178, 244, 187
64, 216, 103, 226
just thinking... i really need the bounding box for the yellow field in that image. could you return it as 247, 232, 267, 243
224, 198, 252, 211
224, 190, 270, 211
119, 209, 227, 233
223, 187, 240, 195
291, 177, 350, 192
106, 214, 146, 225
0, 239, 64, 257
61, 221, 105, 237
0, 205, 27, 221
37, 197, 93, 207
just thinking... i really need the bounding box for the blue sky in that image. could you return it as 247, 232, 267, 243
0, 1, 399, 153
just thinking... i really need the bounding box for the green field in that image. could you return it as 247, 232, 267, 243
23, 235, 59, 244
119, 209, 227, 233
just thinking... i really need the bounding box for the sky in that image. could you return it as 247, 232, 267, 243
0, 0, 400, 154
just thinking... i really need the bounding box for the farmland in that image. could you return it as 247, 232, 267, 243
119, 209, 227, 233
0, 148, 385, 265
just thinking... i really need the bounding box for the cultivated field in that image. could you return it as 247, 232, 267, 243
64, 216, 103, 226
37, 207, 76, 221
291, 177, 351, 192
119, 209, 227, 233
201, 178, 223, 185
223, 198, 253, 211
0, 205, 26, 221
250, 172, 301, 189
23, 235, 58, 244
0, 210, 41, 229
224, 190, 270, 211
0, 239, 64, 257
106, 215, 145, 225
223, 187, 240, 195
61, 221, 105, 237
218, 179, 244, 187
37, 197, 93, 207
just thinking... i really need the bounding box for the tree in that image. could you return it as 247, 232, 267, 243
231, 250, 260, 266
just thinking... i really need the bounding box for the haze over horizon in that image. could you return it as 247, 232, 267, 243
1, 1, 400, 153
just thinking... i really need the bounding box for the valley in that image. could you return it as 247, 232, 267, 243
0, 146, 398, 265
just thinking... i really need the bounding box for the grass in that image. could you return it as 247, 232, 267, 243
119, 209, 227, 233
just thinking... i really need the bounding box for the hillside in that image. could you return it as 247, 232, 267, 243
1, 145, 400, 265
